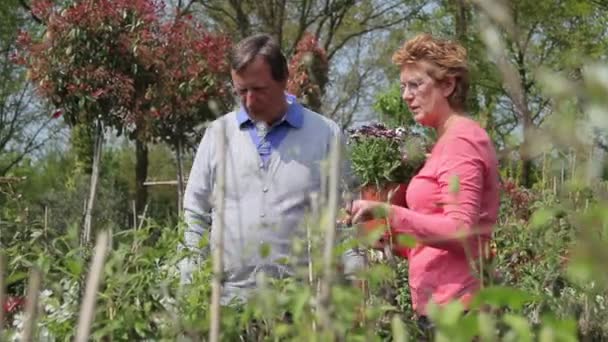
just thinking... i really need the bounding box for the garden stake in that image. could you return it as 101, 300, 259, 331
82, 119, 104, 246
209, 120, 227, 342
75, 230, 109, 342
132, 200, 137, 230
308, 192, 319, 333
22, 268, 42, 342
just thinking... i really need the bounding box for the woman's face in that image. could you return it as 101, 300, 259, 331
399, 63, 455, 128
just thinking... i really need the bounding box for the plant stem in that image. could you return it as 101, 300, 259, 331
318, 136, 341, 332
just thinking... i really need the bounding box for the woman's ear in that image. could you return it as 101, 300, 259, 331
441, 76, 456, 98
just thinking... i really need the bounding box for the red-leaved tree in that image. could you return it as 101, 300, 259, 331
287, 33, 329, 113
17, 0, 164, 243
16, 0, 231, 240
149, 14, 232, 212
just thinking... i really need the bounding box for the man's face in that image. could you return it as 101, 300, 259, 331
231, 55, 287, 122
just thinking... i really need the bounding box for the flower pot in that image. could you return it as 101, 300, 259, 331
359, 182, 418, 258
360, 182, 400, 202
358, 183, 407, 249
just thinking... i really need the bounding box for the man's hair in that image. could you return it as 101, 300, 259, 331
392, 33, 469, 111
230, 33, 288, 82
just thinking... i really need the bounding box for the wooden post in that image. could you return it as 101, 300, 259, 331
308, 192, 319, 333
132, 200, 137, 230
176, 139, 185, 215
571, 151, 577, 181
22, 268, 42, 342
44, 206, 48, 243
209, 121, 227, 342
82, 120, 104, 246
553, 176, 557, 196
541, 152, 547, 195
75, 230, 110, 342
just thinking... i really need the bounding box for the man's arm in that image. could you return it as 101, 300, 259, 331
179, 123, 216, 285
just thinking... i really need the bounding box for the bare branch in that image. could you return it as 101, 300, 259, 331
532, 98, 551, 124
326, 4, 425, 60
0, 119, 55, 176
196, 1, 238, 28
19, 0, 43, 24
228, 0, 251, 37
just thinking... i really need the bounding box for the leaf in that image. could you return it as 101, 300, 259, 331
66, 258, 83, 276
539, 327, 556, 342
565, 253, 593, 285
291, 288, 310, 321
275, 323, 290, 337
478, 312, 498, 341
529, 208, 554, 229
6, 271, 28, 286
396, 234, 416, 248
439, 301, 465, 326
391, 314, 409, 342
472, 286, 538, 311
360, 221, 386, 246
503, 314, 533, 342
259, 243, 271, 258
540, 315, 578, 342
449, 175, 460, 194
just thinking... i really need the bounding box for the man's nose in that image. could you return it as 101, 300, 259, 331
245, 91, 257, 107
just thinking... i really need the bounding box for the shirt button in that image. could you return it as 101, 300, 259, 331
259, 162, 264, 169
263, 187, 268, 192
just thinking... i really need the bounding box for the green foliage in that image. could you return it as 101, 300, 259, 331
3, 161, 608, 340
349, 134, 410, 188
4, 0, 608, 341
374, 84, 415, 127
347, 124, 427, 188
70, 122, 95, 174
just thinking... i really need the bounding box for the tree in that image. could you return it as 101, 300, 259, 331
0, 0, 61, 176
17, 0, 166, 242
475, 0, 608, 187
407, 0, 607, 187
287, 32, 328, 113
193, 0, 429, 127
149, 11, 231, 213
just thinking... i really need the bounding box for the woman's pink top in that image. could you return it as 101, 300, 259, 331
388, 117, 499, 316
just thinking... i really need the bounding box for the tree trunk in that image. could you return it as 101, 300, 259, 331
520, 100, 534, 188
135, 139, 148, 215
455, 0, 468, 41
82, 120, 103, 246
71, 122, 95, 175
176, 139, 185, 215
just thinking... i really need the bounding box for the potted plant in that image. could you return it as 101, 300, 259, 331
347, 123, 427, 239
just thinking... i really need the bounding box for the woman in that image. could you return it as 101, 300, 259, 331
348, 34, 500, 325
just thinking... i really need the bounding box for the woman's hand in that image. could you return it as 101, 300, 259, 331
348, 200, 391, 224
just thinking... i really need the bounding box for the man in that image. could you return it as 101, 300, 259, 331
179, 33, 361, 304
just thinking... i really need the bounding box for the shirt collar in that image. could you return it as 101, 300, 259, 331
236, 92, 303, 129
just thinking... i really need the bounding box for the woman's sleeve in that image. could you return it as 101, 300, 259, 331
388, 135, 487, 251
